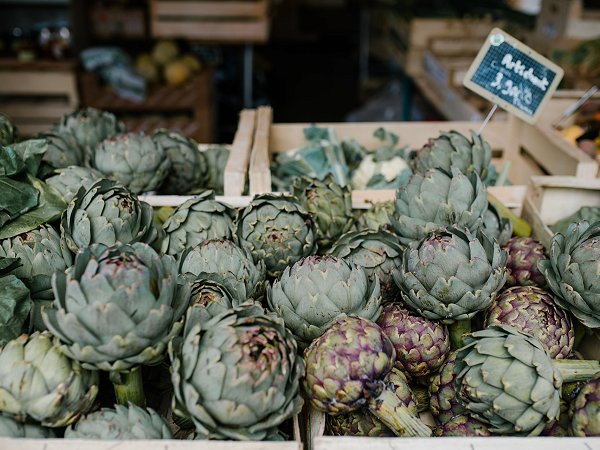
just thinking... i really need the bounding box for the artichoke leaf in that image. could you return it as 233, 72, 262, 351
0, 274, 32, 345
0, 176, 39, 227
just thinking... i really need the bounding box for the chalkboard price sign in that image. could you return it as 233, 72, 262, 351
463, 28, 564, 124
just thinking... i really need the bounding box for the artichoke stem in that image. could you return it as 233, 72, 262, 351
553, 359, 600, 383
411, 385, 430, 413
111, 367, 146, 407
449, 319, 471, 350
367, 388, 431, 437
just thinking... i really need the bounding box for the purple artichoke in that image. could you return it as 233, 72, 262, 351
571, 372, 600, 436
484, 286, 574, 359
434, 415, 491, 437
303, 316, 431, 437
377, 303, 450, 379
429, 352, 465, 424
502, 236, 547, 287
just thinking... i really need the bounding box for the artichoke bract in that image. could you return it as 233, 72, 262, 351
395, 227, 507, 323
179, 238, 265, 301
43, 242, 188, 372
429, 352, 466, 424
40, 132, 83, 169
503, 236, 547, 287
455, 325, 600, 435
46, 165, 104, 203
152, 129, 208, 195
484, 286, 574, 359
202, 144, 230, 195
433, 415, 491, 437
412, 130, 492, 182
236, 193, 317, 278
94, 132, 171, 194
329, 229, 403, 302
303, 316, 431, 437
61, 179, 157, 252
377, 303, 450, 379
482, 202, 513, 245
65, 404, 172, 439
571, 372, 600, 436
356, 200, 395, 233
0, 332, 98, 427
0, 414, 55, 438
539, 220, 600, 328
169, 304, 304, 440
392, 167, 488, 245
267, 256, 382, 347
291, 174, 353, 250
161, 191, 236, 256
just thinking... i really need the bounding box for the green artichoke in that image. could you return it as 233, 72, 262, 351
179, 238, 265, 301
202, 144, 230, 195
236, 193, 317, 278
39, 132, 83, 169
65, 403, 172, 439
394, 226, 507, 323
291, 174, 353, 250
46, 165, 104, 203
482, 202, 513, 245
43, 242, 188, 372
169, 304, 304, 440
356, 200, 395, 233
541, 398, 571, 436
433, 415, 491, 436
377, 303, 450, 379
329, 229, 403, 302
570, 372, 600, 436
186, 273, 251, 324
539, 220, 600, 328
484, 286, 574, 359
52, 107, 125, 163
455, 325, 600, 435
303, 316, 431, 436
94, 132, 171, 194
267, 255, 382, 347
161, 191, 236, 256
0, 332, 98, 427
429, 351, 466, 424
551, 206, 600, 236
0, 113, 16, 146
152, 129, 209, 195
60, 179, 157, 253
392, 168, 488, 245
0, 414, 55, 438
0, 257, 31, 345
503, 236, 547, 287
412, 130, 492, 182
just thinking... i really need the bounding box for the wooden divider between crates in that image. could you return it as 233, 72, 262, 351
224, 109, 257, 197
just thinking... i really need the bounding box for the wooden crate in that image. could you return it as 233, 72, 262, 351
522, 176, 600, 249
149, 0, 271, 43
0, 59, 78, 137
80, 69, 215, 143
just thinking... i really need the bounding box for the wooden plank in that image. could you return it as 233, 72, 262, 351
428, 37, 483, 56
11, 122, 56, 137
151, 19, 269, 42
249, 105, 272, 195
1, 100, 73, 119
0, 71, 78, 106
153, 1, 268, 18
224, 109, 256, 196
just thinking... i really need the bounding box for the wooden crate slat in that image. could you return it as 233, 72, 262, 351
0, 71, 78, 105
224, 109, 256, 196
249, 106, 272, 195
153, 1, 268, 19
152, 19, 269, 42
1, 100, 73, 120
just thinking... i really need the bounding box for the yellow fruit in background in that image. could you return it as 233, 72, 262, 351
164, 60, 191, 86
561, 125, 585, 145
179, 54, 202, 73
152, 40, 179, 66
135, 53, 160, 83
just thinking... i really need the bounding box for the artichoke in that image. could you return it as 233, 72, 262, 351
539, 220, 600, 328
0, 332, 98, 427
179, 238, 265, 301
394, 226, 507, 323
45, 165, 104, 203
412, 130, 492, 182
541, 398, 571, 436
65, 403, 172, 439
429, 351, 466, 424
152, 129, 209, 195
40, 131, 83, 169
0, 414, 55, 438
433, 415, 491, 436
377, 303, 450, 379
60, 179, 157, 253
484, 286, 574, 359
236, 193, 317, 278
169, 304, 304, 440
267, 255, 382, 347
503, 236, 547, 287
329, 229, 403, 302
186, 273, 250, 324
42, 242, 188, 372
0, 266, 31, 345
392, 168, 488, 245
551, 206, 600, 236
53, 107, 125, 162
571, 372, 600, 436
482, 202, 513, 245
161, 191, 236, 256
291, 174, 353, 250
356, 200, 395, 233
202, 144, 230, 195
0, 113, 16, 145
303, 316, 431, 437
455, 325, 600, 435
94, 132, 171, 194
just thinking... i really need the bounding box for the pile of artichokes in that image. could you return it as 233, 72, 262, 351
1, 110, 600, 444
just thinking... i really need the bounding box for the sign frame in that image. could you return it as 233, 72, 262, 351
463, 27, 564, 124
